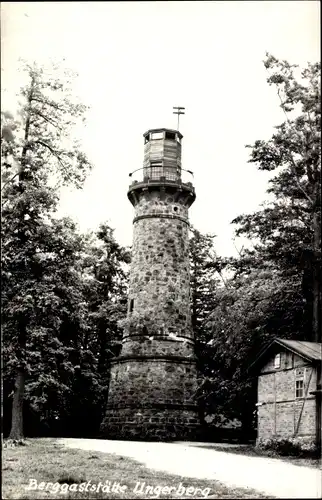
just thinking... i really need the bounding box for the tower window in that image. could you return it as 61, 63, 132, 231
129, 299, 134, 313
149, 161, 163, 179
165, 131, 176, 140
151, 131, 163, 140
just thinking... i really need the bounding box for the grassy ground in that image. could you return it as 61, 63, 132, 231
2, 438, 272, 500
194, 444, 322, 469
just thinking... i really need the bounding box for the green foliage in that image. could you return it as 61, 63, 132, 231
196, 264, 307, 426
1, 60, 93, 439
257, 437, 319, 457
2, 54, 320, 441
235, 53, 321, 340
1, 61, 131, 438
74, 224, 130, 433
189, 227, 219, 338
195, 54, 320, 432
258, 438, 301, 456
2, 215, 130, 437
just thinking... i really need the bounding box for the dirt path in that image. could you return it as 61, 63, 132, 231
59, 438, 321, 499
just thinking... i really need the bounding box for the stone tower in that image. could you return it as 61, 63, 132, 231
101, 128, 200, 440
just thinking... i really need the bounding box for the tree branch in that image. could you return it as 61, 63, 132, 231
1, 172, 20, 191
275, 86, 314, 206
31, 140, 71, 181
232, 238, 245, 258
215, 268, 229, 288
31, 109, 62, 131
30, 95, 65, 112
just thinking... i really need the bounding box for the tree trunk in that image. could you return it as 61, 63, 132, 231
312, 209, 321, 343
8, 96, 32, 441
9, 317, 27, 440
191, 260, 198, 335
7, 74, 35, 442
9, 369, 25, 440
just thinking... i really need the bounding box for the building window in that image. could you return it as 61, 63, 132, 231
151, 131, 163, 140
129, 299, 134, 313
295, 368, 305, 398
274, 353, 281, 369
295, 379, 304, 398
165, 131, 176, 140
144, 134, 150, 143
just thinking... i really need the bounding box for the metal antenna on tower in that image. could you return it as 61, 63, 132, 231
173, 106, 185, 131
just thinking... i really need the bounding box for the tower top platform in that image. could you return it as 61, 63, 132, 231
143, 128, 183, 141
128, 127, 195, 207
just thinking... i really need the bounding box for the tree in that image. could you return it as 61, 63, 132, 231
73, 223, 130, 435
194, 55, 320, 435
1, 206, 90, 436
189, 227, 219, 340
198, 263, 306, 432
1, 61, 92, 440
233, 54, 321, 341
2, 218, 131, 439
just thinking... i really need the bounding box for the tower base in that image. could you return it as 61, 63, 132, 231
100, 406, 201, 441
101, 352, 201, 441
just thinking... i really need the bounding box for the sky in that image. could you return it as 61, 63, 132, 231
1, 1, 320, 256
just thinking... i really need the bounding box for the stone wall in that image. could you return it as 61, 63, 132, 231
101, 186, 200, 440
102, 358, 199, 440
127, 190, 192, 340
101, 407, 200, 441
257, 349, 317, 447
107, 359, 198, 407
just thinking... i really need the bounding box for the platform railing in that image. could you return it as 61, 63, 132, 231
129, 166, 194, 186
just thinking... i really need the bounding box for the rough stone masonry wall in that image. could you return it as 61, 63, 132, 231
101, 188, 200, 440
127, 190, 193, 341
102, 359, 200, 440
256, 351, 317, 448
107, 359, 198, 407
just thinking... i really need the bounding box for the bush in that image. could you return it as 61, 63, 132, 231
257, 437, 320, 458
261, 438, 301, 456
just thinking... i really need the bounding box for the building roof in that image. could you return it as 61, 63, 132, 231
276, 339, 322, 361
248, 338, 322, 373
